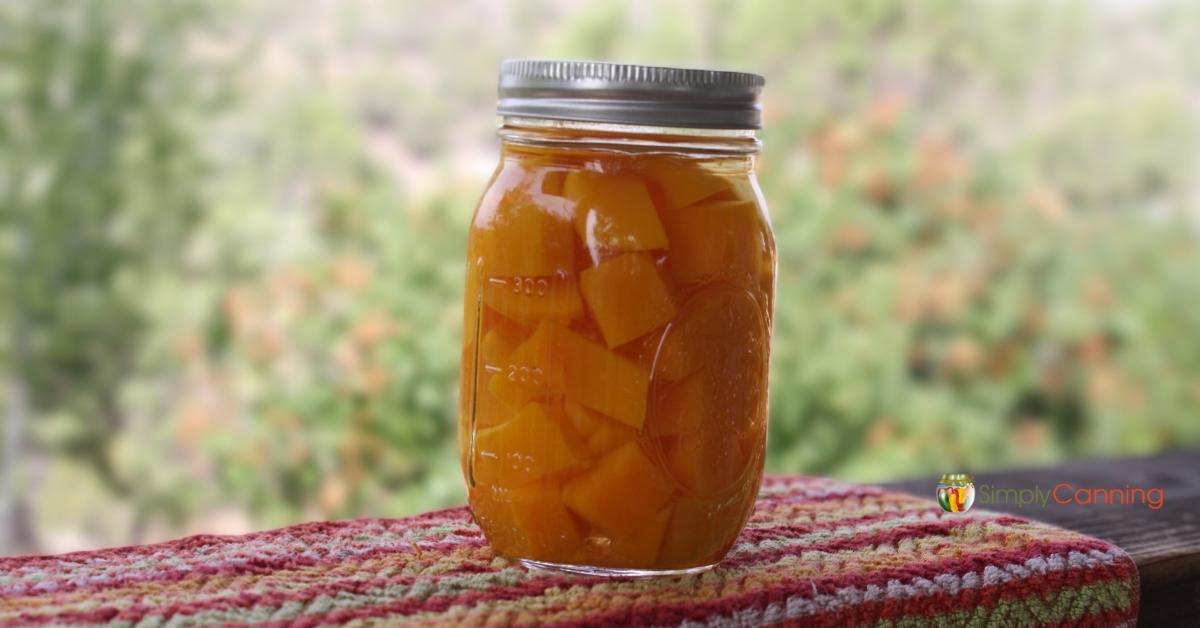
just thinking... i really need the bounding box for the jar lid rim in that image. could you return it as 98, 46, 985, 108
498, 59, 764, 130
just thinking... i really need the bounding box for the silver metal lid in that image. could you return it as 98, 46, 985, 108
498, 59, 765, 130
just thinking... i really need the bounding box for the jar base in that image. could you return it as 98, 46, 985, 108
519, 558, 717, 578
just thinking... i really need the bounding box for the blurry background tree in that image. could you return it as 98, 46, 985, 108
2, 0, 1199, 554
0, 0, 217, 553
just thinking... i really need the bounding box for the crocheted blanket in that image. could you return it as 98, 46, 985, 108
0, 476, 1138, 626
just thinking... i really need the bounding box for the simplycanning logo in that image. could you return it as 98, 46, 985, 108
936, 473, 1165, 513
936, 473, 975, 513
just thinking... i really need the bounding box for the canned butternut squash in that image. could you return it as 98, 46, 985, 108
460, 60, 774, 575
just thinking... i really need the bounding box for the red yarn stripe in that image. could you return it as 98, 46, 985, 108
0, 507, 473, 570
0, 532, 487, 598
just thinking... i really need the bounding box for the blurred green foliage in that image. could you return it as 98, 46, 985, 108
767, 108, 1200, 479
2, 0, 1199, 553
0, 0, 220, 550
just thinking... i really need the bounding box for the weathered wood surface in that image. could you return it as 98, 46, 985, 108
885, 451, 1200, 627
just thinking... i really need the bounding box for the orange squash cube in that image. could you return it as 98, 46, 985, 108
648, 373, 706, 436
649, 285, 768, 383
470, 320, 526, 429
487, 321, 556, 408
646, 298, 728, 383
646, 332, 692, 382
568, 314, 607, 345
562, 441, 674, 539
564, 402, 638, 456
472, 200, 574, 277
565, 172, 668, 254
554, 330, 651, 431
659, 200, 765, 286
580, 252, 677, 348
646, 306, 713, 383
507, 479, 584, 560
560, 169, 596, 201
657, 496, 749, 569
473, 402, 586, 487
691, 298, 770, 439
482, 274, 583, 326
468, 483, 524, 554
471, 382, 514, 430
607, 505, 671, 565
478, 315, 523, 363
664, 432, 749, 497
643, 159, 734, 210
540, 169, 568, 196
490, 321, 651, 430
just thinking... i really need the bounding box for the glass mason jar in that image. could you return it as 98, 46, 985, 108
459, 60, 775, 576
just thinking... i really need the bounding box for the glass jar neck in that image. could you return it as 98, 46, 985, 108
499, 117, 761, 156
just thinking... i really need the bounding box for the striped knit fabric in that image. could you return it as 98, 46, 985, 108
0, 476, 1138, 626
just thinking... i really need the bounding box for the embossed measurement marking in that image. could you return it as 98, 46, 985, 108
487, 275, 551, 296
